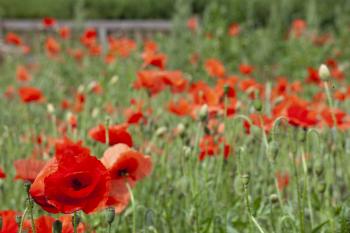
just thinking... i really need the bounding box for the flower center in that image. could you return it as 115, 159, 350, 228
118, 168, 129, 177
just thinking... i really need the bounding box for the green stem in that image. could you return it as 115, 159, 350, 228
73, 212, 78, 233
126, 183, 136, 233
18, 206, 28, 233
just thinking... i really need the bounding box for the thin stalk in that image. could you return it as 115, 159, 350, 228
126, 183, 136, 233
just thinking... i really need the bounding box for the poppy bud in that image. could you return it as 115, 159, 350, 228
92, 108, 100, 118
24, 181, 31, 194
110, 75, 119, 84
16, 215, 22, 226
319, 64, 330, 81
53, 220, 63, 233
315, 162, 324, 176
270, 194, 279, 204
253, 99, 263, 112
241, 173, 250, 186
106, 207, 115, 225
176, 123, 186, 137
47, 103, 55, 114
198, 104, 208, 122
317, 182, 326, 194
77, 85, 85, 93
183, 146, 191, 156
72, 213, 81, 228
155, 126, 167, 137
223, 84, 230, 96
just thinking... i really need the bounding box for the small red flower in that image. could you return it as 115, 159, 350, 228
101, 143, 152, 212
0, 167, 6, 179
204, 59, 225, 78
42, 17, 57, 28
14, 159, 47, 183
89, 124, 133, 146
5, 32, 22, 46
18, 86, 44, 103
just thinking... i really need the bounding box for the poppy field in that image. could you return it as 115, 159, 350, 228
2, 7, 350, 233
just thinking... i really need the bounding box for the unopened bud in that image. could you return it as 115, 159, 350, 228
223, 84, 230, 96
92, 108, 100, 118
16, 215, 22, 226
241, 173, 250, 186
77, 85, 85, 93
24, 181, 31, 194
253, 99, 262, 112
176, 123, 185, 136
106, 207, 115, 225
155, 126, 167, 137
72, 213, 81, 228
53, 220, 63, 233
198, 104, 208, 122
319, 64, 330, 81
183, 146, 191, 156
268, 141, 279, 161
47, 103, 55, 114
110, 75, 119, 84
317, 182, 326, 194
270, 194, 279, 204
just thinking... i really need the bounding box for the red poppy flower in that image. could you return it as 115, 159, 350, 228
89, 124, 133, 146
168, 98, 192, 117
14, 159, 47, 183
204, 59, 225, 78
133, 70, 165, 95
276, 171, 290, 191
30, 139, 110, 214
0, 167, 5, 179
305, 67, 321, 84
142, 51, 167, 70
0, 210, 31, 233
18, 86, 44, 103
42, 17, 56, 28
239, 64, 254, 75
228, 23, 240, 37
45, 37, 60, 56
187, 17, 198, 31
287, 104, 318, 128
5, 32, 22, 46
59, 26, 71, 39
16, 65, 31, 82
101, 143, 152, 212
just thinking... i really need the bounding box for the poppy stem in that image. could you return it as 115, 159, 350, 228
18, 206, 28, 233
126, 182, 136, 233
73, 212, 78, 233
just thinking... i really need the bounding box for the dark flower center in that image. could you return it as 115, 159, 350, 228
118, 168, 129, 177
71, 178, 87, 190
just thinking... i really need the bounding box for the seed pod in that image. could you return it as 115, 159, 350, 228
53, 220, 63, 233
106, 207, 115, 225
